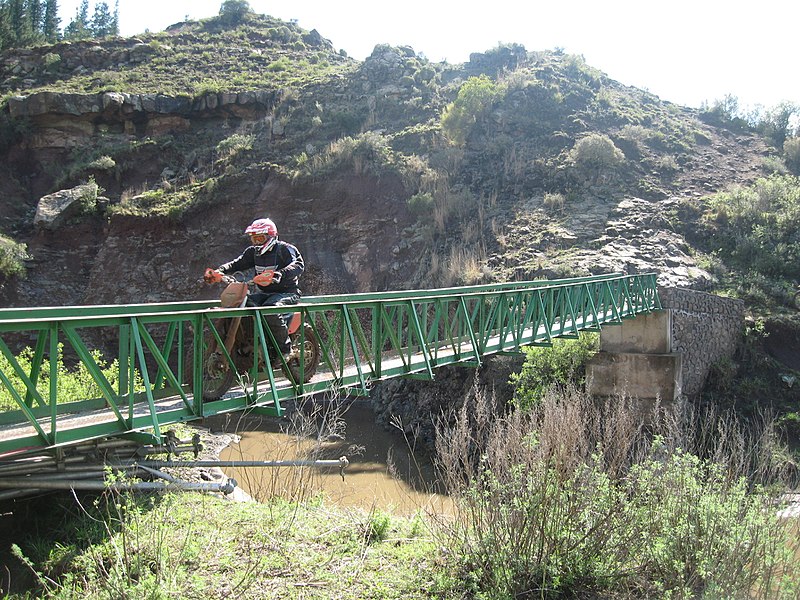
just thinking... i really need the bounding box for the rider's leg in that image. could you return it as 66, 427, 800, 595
248, 292, 299, 356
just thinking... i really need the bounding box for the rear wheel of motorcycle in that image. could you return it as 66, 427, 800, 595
184, 330, 235, 401
283, 324, 320, 384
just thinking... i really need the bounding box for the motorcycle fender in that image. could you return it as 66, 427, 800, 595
220, 282, 248, 307
287, 312, 302, 334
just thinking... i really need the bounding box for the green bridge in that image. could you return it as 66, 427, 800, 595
0, 272, 661, 458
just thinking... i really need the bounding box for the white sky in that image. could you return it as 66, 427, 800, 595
57, 0, 799, 112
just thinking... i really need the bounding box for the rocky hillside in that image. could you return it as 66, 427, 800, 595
0, 10, 797, 422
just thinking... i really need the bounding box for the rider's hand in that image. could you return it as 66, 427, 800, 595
204, 268, 223, 284
272, 271, 282, 284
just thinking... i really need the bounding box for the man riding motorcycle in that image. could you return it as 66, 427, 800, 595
205, 218, 304, 359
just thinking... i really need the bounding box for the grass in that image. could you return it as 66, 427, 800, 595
5, 492, 437, 599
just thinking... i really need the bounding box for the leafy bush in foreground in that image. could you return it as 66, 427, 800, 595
434, 386, 799, 599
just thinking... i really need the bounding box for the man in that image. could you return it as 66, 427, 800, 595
206, 218, 304, 359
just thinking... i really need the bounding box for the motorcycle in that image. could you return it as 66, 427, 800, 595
186, 270, 320, 401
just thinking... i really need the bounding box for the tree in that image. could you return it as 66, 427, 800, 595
27, 0, 42, 32
90, 0, 116, 37
758, 102, 799, 149
218, 0, 251, 26
0, 0, 59, 48
42, 0, 60, 42
6, 0, 31, 45
63, 0, 90, 40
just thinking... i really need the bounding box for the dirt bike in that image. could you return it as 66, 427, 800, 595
186, 270, 320, 401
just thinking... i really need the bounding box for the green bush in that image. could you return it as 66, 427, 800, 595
704, 174, 800, 280
509, 332, 598, 410
292, 131, 394, 180
569, 133, 624, 170
784, 136, 800, 175
87, 155, 116, 171
0, 234, 28, 279
407, 192, 434, 216
441, 75, 501, 146
215, 133, 254, 159
0, 344, 135, 412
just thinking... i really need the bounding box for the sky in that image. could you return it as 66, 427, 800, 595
56, 0, 799, 113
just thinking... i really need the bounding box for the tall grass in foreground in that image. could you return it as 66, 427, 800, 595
433, 386, 800, 599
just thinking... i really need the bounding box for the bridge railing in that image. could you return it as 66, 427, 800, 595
0, 273, 660, 456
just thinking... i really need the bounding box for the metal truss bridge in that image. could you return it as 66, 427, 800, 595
0, 273, 661, 460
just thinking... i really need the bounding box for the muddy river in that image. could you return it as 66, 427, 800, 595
216, 400, 452, 515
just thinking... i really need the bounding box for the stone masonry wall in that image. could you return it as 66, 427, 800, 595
658, 286, 745, 397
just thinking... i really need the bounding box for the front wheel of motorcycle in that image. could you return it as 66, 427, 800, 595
282, 324, 320, 384
184, 330, 236, 401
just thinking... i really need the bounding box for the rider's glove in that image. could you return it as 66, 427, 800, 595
271, 271, 283, 284
204, 268, 223, 284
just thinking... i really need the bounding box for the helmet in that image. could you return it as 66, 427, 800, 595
245, 218, 277, 253
245, 218, 277, 237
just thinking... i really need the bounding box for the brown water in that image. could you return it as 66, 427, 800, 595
216, 401, 452, 515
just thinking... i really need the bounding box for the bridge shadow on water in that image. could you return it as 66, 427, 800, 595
209, 399, 454, 515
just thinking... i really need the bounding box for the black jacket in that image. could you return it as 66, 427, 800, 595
218, 240, 304, 295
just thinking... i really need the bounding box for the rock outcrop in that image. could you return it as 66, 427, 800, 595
34, 183, 98, 230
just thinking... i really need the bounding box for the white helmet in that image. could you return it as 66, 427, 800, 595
245, 218, 277, 253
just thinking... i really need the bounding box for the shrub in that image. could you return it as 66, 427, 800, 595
215, 133, 254, 160
267, 56, 291, 72
569, 133, 624, 170
703, 174, 800, 280
87, 155, 116, 171
0, 344, 135, 412
509, 332, 599, 410
292, 131, 394, 180
407, 192, 434, 216
784, 136, 800, 175
0, 234, 28, 279
433, 386, 799, 599
542, 191, 566, 212
441, 75, 501, 146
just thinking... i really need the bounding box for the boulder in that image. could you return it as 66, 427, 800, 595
34, 183, 97, 230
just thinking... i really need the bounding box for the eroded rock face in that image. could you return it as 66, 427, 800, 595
7, 89, 282, 146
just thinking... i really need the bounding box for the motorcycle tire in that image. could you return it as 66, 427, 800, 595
282, 324, 320, 384
184, 329, 236, 401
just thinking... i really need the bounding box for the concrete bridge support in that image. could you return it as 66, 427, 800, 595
586, 287, 745, 402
